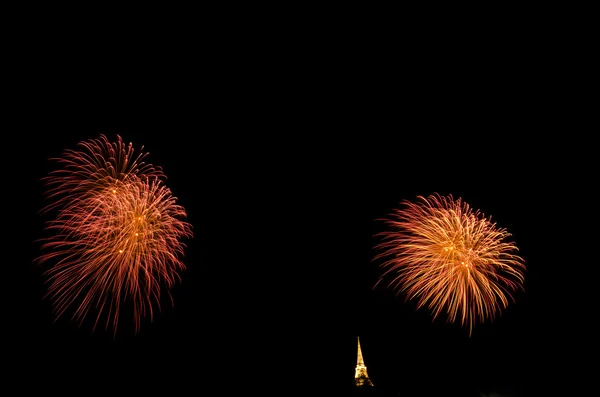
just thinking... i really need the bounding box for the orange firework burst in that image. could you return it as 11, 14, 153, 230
373, 193, 525, 335
36, 135, 192, 335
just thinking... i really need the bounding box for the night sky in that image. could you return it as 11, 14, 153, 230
10, 27, 595, 396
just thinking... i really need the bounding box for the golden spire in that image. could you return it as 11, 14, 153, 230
354, 336, 374, 387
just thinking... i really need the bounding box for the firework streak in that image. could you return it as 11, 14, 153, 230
37, 135, 192, 335
374, 193, 525, 335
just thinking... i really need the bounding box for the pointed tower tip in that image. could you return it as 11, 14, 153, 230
356, 336, 365, 366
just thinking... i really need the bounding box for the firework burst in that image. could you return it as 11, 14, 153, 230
36, 134, 192, 335
373, 193, 525, 335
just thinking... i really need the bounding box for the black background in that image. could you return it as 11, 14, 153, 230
8, 10, 596, 397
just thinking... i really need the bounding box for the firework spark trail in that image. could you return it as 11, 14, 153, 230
40, 134, 164, 214
373, 193, 525, 335
36, 135, 192, 335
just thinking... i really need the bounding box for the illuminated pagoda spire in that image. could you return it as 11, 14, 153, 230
354, 336, 374, 387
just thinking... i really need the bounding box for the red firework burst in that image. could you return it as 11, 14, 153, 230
36, 135, 192, 335
373, 193, 525, 335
